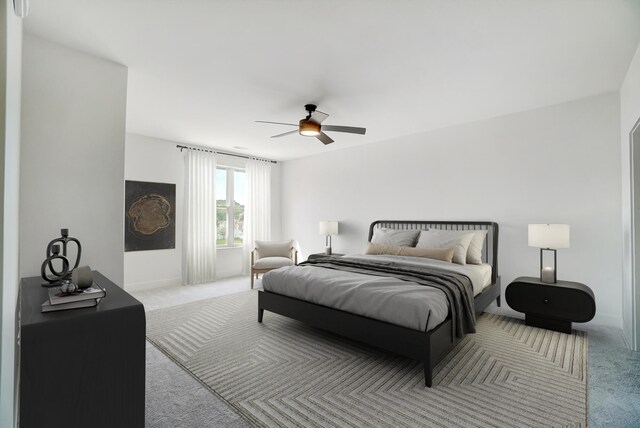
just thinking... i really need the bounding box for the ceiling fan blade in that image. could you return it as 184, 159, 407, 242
316, 132, 334, 145
321, 125, 366, 135
255, 120, 298, 127
309, 110, 329, 124
270, 130, 299, 138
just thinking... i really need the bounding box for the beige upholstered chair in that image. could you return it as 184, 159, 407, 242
251, 240, 298, 289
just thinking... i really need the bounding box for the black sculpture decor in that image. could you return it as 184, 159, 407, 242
47, 228, 82, 274
41, 244, 70, 286
41, 228, 82, 287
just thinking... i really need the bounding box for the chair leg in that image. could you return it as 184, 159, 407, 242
251, 271, 254, 289
496, 295, 501, 307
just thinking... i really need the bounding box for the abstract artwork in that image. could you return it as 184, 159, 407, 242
125, 180, 176, 251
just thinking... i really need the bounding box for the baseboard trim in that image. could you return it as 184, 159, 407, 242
621, 326, 638, 351
621, 329, 631, 349
588, 313, 622, 329
125, 278, 182, 292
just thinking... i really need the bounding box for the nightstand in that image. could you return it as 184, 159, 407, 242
307, 253, 344, 261
505, 276, 596, 333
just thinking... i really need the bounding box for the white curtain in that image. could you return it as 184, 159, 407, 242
243, 159, 272, 274
182, 149, 217, 285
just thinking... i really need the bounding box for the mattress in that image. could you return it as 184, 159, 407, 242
262, 254, 492, 332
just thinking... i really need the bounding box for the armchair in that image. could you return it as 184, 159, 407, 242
251, 240, 298, 289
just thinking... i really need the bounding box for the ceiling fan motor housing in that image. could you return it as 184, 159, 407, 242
299, 119, 320, 136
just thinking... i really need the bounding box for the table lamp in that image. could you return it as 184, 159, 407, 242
528, 224, 570, 284
319, 221, 339, 255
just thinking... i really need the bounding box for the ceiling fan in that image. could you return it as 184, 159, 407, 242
256, 104, 366, 145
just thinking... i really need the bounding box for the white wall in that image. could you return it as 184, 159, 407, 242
124, 134, 183, 290
0, 2, 22, 426
281, 92, 622, 328
20, 35, 127, 285
124, 133, 282, 289
620, 42, 640, 350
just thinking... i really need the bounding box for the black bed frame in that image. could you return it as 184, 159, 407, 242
258, 220, 500, 387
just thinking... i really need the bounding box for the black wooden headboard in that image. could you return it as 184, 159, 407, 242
368, 220, 499, 284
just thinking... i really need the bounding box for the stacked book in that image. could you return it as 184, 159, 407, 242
41, 283, 107, 313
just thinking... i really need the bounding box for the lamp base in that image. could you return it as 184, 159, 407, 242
539, 249, 558, 284
540, 267, 556, 284
325, 246, 332, 255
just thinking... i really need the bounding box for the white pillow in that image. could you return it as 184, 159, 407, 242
371, 228, 420, 247
255, 240, 294, 258
416, 230, 475, 265
466, 230, 488, 264
434, 229, 486, 264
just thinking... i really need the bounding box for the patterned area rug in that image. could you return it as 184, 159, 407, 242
146, 290, 587, 427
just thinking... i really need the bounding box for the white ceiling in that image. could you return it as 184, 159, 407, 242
24, 0, 640, 161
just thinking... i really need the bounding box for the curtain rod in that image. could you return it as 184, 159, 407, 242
176, 144, 277, 164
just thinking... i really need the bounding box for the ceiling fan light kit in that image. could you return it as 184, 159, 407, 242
257, 104, 366, 145
299, 120, 320, 136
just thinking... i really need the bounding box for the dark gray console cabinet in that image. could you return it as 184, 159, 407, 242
18, 271, 145, 428
505, 276, 595, 333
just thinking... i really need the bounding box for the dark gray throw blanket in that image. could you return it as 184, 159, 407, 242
302, 257, 476, 340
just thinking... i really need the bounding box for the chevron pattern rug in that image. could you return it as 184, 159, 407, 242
146, 290, 587, 427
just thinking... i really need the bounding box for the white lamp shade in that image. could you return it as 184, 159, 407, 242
319, 221, 339, 236
528, 224, 570, 249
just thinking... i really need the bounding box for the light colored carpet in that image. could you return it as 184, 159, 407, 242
146, 290, 587, 428
145, 341, 251, 428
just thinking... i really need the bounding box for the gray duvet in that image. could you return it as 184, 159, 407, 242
262, 254, 478, 336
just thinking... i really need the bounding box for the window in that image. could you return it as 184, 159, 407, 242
215, 168, 246, 246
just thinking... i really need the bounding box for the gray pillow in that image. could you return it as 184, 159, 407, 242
371, 228, 420, 247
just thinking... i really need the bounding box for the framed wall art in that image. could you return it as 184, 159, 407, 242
125, 180, 176, 251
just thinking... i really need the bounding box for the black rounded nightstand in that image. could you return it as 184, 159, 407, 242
505, 276, 596, 333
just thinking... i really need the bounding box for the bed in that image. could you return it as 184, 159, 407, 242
257, 220, 500, 387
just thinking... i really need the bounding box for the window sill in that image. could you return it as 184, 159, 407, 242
217, 246, 244, 251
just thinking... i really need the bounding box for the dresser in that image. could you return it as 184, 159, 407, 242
18, 271, 146, 428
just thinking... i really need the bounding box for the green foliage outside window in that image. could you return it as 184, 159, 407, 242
215, 168, 246, 247
216, 200, 244, 245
